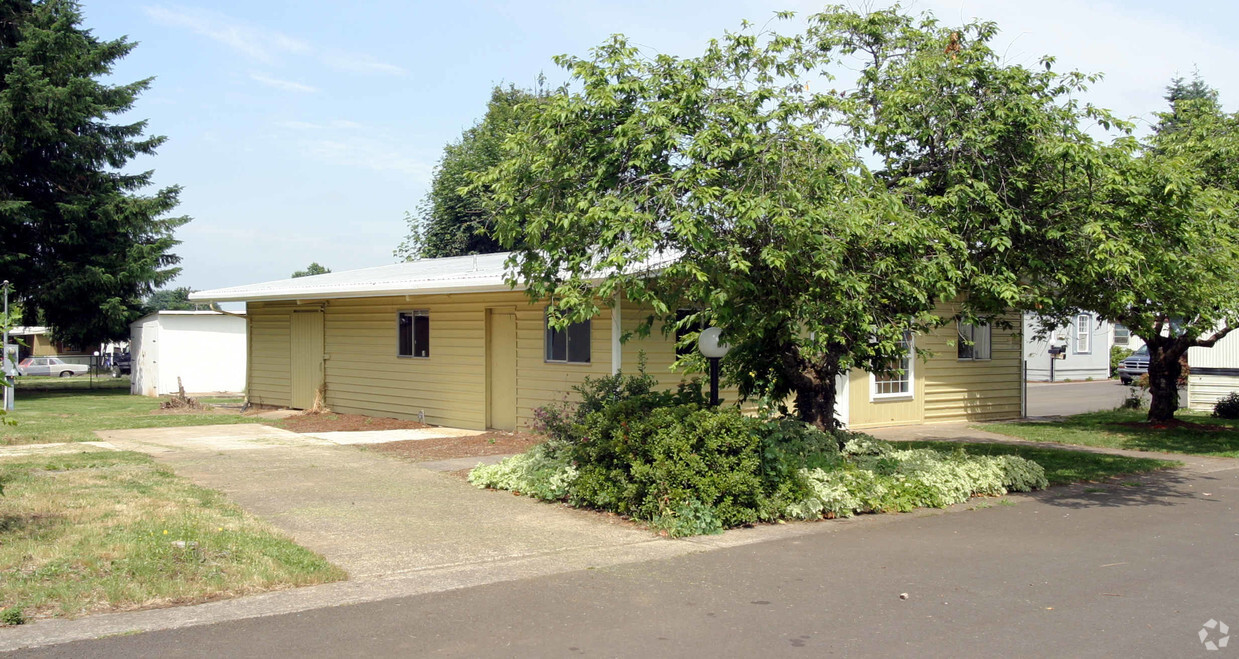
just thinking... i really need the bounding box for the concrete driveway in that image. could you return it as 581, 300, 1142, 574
0, 423, 835, 651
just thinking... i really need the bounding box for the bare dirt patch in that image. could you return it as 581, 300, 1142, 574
276, 412, 431, 434
369, 431, 544, 462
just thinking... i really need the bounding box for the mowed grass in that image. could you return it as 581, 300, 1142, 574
900, 441, 1178, 486
978, 409, 1239, 458
0, 389, 265, 446
0, 450, 345, 620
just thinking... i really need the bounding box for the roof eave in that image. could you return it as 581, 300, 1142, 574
189, 281, 525, 303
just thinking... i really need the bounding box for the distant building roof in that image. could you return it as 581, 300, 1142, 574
190, 253, 515, 303
190, 251, 678, 303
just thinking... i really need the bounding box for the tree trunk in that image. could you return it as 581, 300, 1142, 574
1146, 339, 1183, 423
792, 352, 842, 434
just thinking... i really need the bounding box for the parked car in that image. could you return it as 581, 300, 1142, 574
17, 357, 89, 377
1117, 345, 1149, 385
110, 352, 131, 377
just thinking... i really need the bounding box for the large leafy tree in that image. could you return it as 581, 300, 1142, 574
1041, 77, 1239, 423
476, 6, 1105, 429
0, 0, 186, 347
395, 85, 541, 260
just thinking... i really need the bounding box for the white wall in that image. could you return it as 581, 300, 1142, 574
1187, 329, 1239, 411
130, 313, 246, 396
130, 318, 161, 397
1024, 313, 1112, 382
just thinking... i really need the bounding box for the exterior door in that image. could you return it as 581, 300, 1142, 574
290, 310, 324, 409
487, 309, 517, 430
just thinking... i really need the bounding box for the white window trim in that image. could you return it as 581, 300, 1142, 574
1074, 314, 1091, 354
957, 320, 992, 362
544, 310, 592, 365
397, 309, 430, 359
871, 333, 915, 401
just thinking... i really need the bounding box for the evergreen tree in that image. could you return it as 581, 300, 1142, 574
395, 85, 540, 260
0, 0, 187, 346
291, 262, 331, 278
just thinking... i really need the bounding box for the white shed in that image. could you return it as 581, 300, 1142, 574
1187, 329, 1239, 412
130, 311, 247, 396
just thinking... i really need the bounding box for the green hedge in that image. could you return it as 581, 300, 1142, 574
470, 371, 1048, 536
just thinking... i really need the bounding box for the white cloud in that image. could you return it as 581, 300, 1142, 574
144, 5, 309, 64
303, 138, 434, 181
319, 50, 407, 77
250, 73, 319, 93
145, 5, 406, 79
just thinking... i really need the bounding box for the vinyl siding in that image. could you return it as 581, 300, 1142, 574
848, 304, 1022, 428
921, 307, 1023, 423
1187, 330, 1239, 411
247, 301, 293, 407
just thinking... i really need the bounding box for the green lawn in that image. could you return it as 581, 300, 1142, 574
0, 389, 264, 446
0, 451, 345, 620
900, 440, 1178, 485
978, 410, 1239, 458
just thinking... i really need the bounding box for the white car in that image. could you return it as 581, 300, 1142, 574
17, 357, 89, 377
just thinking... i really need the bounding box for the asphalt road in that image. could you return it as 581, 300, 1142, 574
15, 464, 1238, 658
1026, 379, 1135, 417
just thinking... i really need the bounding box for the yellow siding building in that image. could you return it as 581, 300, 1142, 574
193, 253, 1024, 431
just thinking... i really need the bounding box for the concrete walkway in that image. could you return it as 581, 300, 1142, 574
867, 422, 1238, 474
0, 423, 827, 651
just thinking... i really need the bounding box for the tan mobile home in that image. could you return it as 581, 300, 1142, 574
191, 253, 1023, 431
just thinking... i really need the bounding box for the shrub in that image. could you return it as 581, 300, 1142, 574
649, 498, 724, 537
1, 607, 24, 626
783, 447, 1047, 519
1214, 392, 1239, 420
570, 404, 778, 527
1110, 345, 1133, 376
467, 444, 577, 501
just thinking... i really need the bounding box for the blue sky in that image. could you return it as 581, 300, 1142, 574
89, 0, 1239, 293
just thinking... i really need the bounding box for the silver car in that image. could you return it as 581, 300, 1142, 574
17, 357, 89, 377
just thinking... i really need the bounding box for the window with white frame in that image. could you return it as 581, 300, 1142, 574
1074, 314, 1091, 354
957, 320, 992, 361
545, 311, 591, 363
1114, 323, 1130, 346
873, 332, 913, 398
398, 310, 430, 358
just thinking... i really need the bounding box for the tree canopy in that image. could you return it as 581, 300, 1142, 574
1038, 76, 1239, 421
475, 6, 1112, 429
291, 262, 332, 278
0, 0, 187, 346
395, 85, 540, 260
141, 287, 216, 313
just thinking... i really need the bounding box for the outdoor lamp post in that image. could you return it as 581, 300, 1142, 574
697, 326, 730, 407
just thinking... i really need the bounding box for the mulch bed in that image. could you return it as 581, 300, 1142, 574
368, 431, 544, 463
1114, 419, 1237, 432
275, 412, 431, 434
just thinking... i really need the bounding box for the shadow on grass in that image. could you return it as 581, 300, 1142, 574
8, 388, 136, 402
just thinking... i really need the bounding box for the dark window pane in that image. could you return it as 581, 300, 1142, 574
675, 309, 699, 358
567, 320, 590, 363
958, 322, 974, 360
546, 322, 566, 361
398, 313, 413, 356
413, 314, 430, 358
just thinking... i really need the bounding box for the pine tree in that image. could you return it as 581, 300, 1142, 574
0, 0, 187, 346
